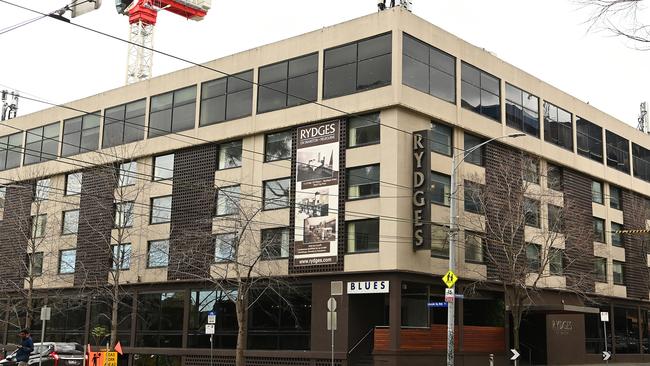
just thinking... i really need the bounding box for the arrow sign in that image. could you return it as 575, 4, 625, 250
602, 351, 611, 361
510, 349, 520, 361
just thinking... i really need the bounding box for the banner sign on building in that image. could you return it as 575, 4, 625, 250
293, 120, 340, 266
412, 130, 432, 250
347, 280, 390, 294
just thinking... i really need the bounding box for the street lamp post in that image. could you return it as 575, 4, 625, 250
446, 133, 525, 366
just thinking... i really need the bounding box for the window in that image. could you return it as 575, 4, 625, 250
118, 162, 137, 187
62, 210, 80, 235
633, 143, 650, 182
613, 261, 624, 285
150, 196, 172, 224
0, 186, 5, 209
348, 113, 380, 147
594, 257, 607, 282
402, 33, 455, 103
593, 218, 605, 243
24, 122, 59, 165
31, 214, 47, 238
464, 133, 484, 166
103, 99, 146, 148
463, 180, 483, 214
0, 132, 23, 171
200, 70, 253, 126
215, 233, 236, 262
217, 140, 242, 170
577, 117, 603, 163
609, 185, 622, 210
543, 102, 573, 151
257, 53, 318, 113
35, 178, 50, 201
347, 165, 380, 200
505, 83, 539, 137
526, 243, 541, 271
59, 249, 76, 274
115, 201, 134, 228
465, 232, 483, 263
65, 172, 82, 195
611, 222, 623, 247
461, 62, 500, 121
606, 131, 630, 173
148, 240, 169, 268
28, 252, 43, 276
153, 154, 174, 181
431, 224, 448, 258
324, 33, 392, 99
431, 172, 450, 206
547, 204, 563, 232
591, 181, 603, 204
62, 113, 100, 156
261, 227, 290, 259
149, 86, 197, 137
549, 248, 564, 275
263, 178, 290, 209
524, 199, 540, 228
136, 292, 184, 348
431, 122, 452, 156
547, 164, 563, 191
346, 218, 379, 253
523, 157, 539, 184
215, 185, 240, 216
265, 131, 292, 162
112, 244, 131, 270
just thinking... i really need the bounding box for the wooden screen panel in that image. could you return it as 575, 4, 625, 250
374, 325, 504, 352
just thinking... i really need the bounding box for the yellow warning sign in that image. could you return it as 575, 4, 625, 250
442, 270, 458, 288
105, 352, 118, 366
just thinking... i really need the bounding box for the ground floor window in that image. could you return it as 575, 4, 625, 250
614, 307, 640, 354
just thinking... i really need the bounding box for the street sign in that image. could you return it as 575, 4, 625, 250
205, 324, 215, 335
207, 311, 216, 324
442, 270, 458, 288
327, 311, 337, 331
602, 351, 611, 361
40, 306, 51, 321
327, 297, 337, 312
105, 352, 118, 366
445, 288, 455, 303
600, 311, 609, 322
510, 349, 520, 361
427, 302, 448, 308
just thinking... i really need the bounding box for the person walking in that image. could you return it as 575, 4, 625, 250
16, 329, 34, 366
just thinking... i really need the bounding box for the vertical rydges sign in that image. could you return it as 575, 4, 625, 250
294, 120, 340, 266
413, 130, 432, 250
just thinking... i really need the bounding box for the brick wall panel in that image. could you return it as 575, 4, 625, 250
0, 184, 33, 291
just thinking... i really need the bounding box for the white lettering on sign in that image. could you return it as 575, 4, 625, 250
347, 281, 390, 294
299, 123, 337, 139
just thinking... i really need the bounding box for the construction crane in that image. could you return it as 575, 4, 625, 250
116, 0, 211, 84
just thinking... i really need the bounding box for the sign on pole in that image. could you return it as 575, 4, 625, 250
442, 270, 458, 288
444, 288, 455, 303
327, 297, 337, 312
205, 324, 215, 335
207, 311, 216, 324
40, 306, 51, 321
105, 352, 118, 366
602, 351, 611, 361
600, 311, 609, 322
510, 349, 520, 361
327, 312, 337, 331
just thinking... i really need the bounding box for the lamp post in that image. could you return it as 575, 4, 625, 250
446, 132, 525, 366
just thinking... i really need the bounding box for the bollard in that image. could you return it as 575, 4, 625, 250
489, 353, 494, 366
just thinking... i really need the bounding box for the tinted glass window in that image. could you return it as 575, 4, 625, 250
153, 154, 174, 181
261, 227, 290, 259
543, 102, 573, 151
505, 83, 539, 137
263, 178, 290, 209
431, 171, 450, 206
526, 243, 541, 271
431, 122, 452, 156
524, 199, 540, 228
24, 122, 59, 165
594, 257, 607, 282
547, 164, 563, 191
592, 181, 603, 204
216, 185, 240, 216
118, 161, 137, 187
613, 261, 624, 285
0, 132, 23, 171
402, 34, 455, 103
62, 114, 100, 156
593, 217, 605, 242
465, 232, 483, 263
65, 172, 82, 195
150, 196, 172, 224
576, 117, 603, 163
104, 99, 146, 148
136, 292, 184, 347
111, 243, 131, 270
265, 130, 292, 162
347, 218, 379, 253
611, 222, 623, 247
609, 185, 622, 210
258, 53, 317, 113
218, 140, 242, 170
62, 210, 79, 235
348, 113, 380, 147
463, 180, 483, 214
461, 62, 500, 121
115, 201, 134, 228
148, 240, 169, 268
200, 71, 253, 126
464, 133, 484, 166
215, 233, 236, 261
431, 224, 448, 257
606, 130, 630, 173
324, 33, 391, 99
59, 249, 76, 274
633, 143, 650, 182
149, 86, 196, 137
347, 165, 380, 200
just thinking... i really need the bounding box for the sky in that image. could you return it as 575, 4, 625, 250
1, 0, 650, 128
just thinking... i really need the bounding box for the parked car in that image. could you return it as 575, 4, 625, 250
0, 343, 84, 366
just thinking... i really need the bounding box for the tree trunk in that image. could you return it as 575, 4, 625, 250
110, 288, 119, 350
25, 278, 33, 330
235, 293, 248, 366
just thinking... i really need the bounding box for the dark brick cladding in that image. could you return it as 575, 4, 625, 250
562, 168, 595, 293
0, 184, 33, 291
74, 166, 118, 287
622, 190, 649, 299
167, 143, 217, 280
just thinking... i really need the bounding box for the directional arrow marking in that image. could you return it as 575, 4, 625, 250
602, 351, 611, 361
510, 349, 520, 361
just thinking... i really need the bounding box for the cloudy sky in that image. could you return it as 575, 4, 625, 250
1, 0, 649, 127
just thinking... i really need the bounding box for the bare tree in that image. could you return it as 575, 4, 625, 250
577, 0, 650, 49
460, 151, 594, 358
